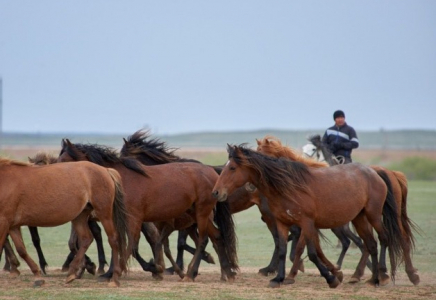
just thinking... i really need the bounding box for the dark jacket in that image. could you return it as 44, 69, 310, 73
322, 122, 359, 160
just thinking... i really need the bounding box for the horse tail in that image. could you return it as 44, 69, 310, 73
214, 201, 239, 271
107, 168, 130, 272
377, 169, 404, 282
392, 170, 421, 251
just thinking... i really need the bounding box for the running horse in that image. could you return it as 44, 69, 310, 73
0, 158, 129, 287
302, 134, 420, 285
57, 139, 239, 282
212, 144, 403, 288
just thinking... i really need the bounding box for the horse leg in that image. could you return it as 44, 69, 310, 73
284, 230, 306, 285
268, 222, 289, 288
330, 226, 351, 270
141, 222, 165, 277
185, 226, 215, 264
160, 226, 185, 279
342, 222, 372, 269
182, 219, 209, 282
352, 213, 380, 286
257, 198, 280, 276
302, 223, 340, 288
28, 227, 49, 275
165, 229, 187, 275
3, 237, 20, 276
289, 225, 305, 273
66, 211, 94, 285
62, 225, 94, 277
88, 220, 107, 275
9, 227, 44, 286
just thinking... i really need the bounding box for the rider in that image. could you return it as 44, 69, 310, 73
322, 110, 359, 164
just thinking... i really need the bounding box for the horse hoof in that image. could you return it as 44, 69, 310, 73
61, 265, 69, 273
268, 280, 281, 288
152, 273, 164, 281
85, 263, 96, 276
182, 276, 194, 282
258, 268, 273, 277
408, 273, 420, 285
283, 278, 295, 285
66, 274, 76, 284
379, 273, 391, 286
97, 268, 106, 275
328, 277, 341, 288
33, 279, 45, 287
365, 278, 378, 287
9, 270, 20, 277
348, 276, 360, 284
206, 255, 216, 265
335, 271, 344, 282
108, 280, 120, 288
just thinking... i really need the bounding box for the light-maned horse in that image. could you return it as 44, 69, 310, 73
0, 158, 129, 287
57, 139, 239, 282
255, 136, 369, 274
212, 144, 403, 288
302, 134, 420, 285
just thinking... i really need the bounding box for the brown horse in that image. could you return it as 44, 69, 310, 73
212, 144, 403, 288
58, 139, 239, 282
302, 134, 420, 285
0, 158, 128, 287
256, 136, 370, 273
120, 130, 281, 276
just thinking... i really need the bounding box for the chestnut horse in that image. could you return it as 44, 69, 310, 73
57, 139, 238, 282
0, 158, 128, 287
2, 152, 109, 277
212, 144, 403, 288
120, 130, 280, 276
255, 136, 371, 276
302, 134, 420, 285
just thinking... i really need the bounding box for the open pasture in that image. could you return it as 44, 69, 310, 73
0, 148, 435, 299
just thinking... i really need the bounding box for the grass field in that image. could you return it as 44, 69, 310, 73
0, 179, 435, 300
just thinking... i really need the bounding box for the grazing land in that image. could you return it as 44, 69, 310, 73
0, 137, 435, 299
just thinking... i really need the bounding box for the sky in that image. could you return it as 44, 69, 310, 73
0, 1, 435, 135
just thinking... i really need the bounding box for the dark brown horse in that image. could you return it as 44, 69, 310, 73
57, 139, 239, 282
303, 134, 420, 285
0, 158, 129, 287
120, 130, 281, 276
212, 144, 403, 288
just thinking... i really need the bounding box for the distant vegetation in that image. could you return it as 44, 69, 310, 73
1, 129, 436, 149
388, 157, 436, 181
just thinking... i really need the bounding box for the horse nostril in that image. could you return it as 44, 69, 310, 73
212, 190, 219, 198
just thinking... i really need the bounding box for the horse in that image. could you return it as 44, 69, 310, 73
120, 129, 287, 277
57, 139, 239, 282
256, 137, 370, 267
0, 157, 129, 287
212, 144, 403, 288
1, 152, 112, 277
302, 134, 420, 285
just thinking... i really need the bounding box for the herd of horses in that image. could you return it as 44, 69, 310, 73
0, 130, 420, 289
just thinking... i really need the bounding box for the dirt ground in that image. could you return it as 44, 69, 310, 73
1, 266, 435, 300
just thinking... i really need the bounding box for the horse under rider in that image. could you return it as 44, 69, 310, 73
322, 110, 359, 164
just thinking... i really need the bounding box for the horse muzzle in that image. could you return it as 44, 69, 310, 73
212, 189, 228, 202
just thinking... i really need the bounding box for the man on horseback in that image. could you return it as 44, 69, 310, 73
322, 110, 359, 164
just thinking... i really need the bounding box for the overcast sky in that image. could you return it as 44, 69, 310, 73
1, 1, 435, 135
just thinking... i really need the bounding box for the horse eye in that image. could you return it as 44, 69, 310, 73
229, 166, 236, 171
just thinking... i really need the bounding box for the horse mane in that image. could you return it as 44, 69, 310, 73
63, 141, 148, 177
120, 129, 200, 164
257, 135, 328, 168
0, 157, 30, 167
28, 152, 57, 165
228, 144, 311, 198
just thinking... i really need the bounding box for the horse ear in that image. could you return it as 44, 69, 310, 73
256, 139, 261, 146
123, 138, 128, 144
